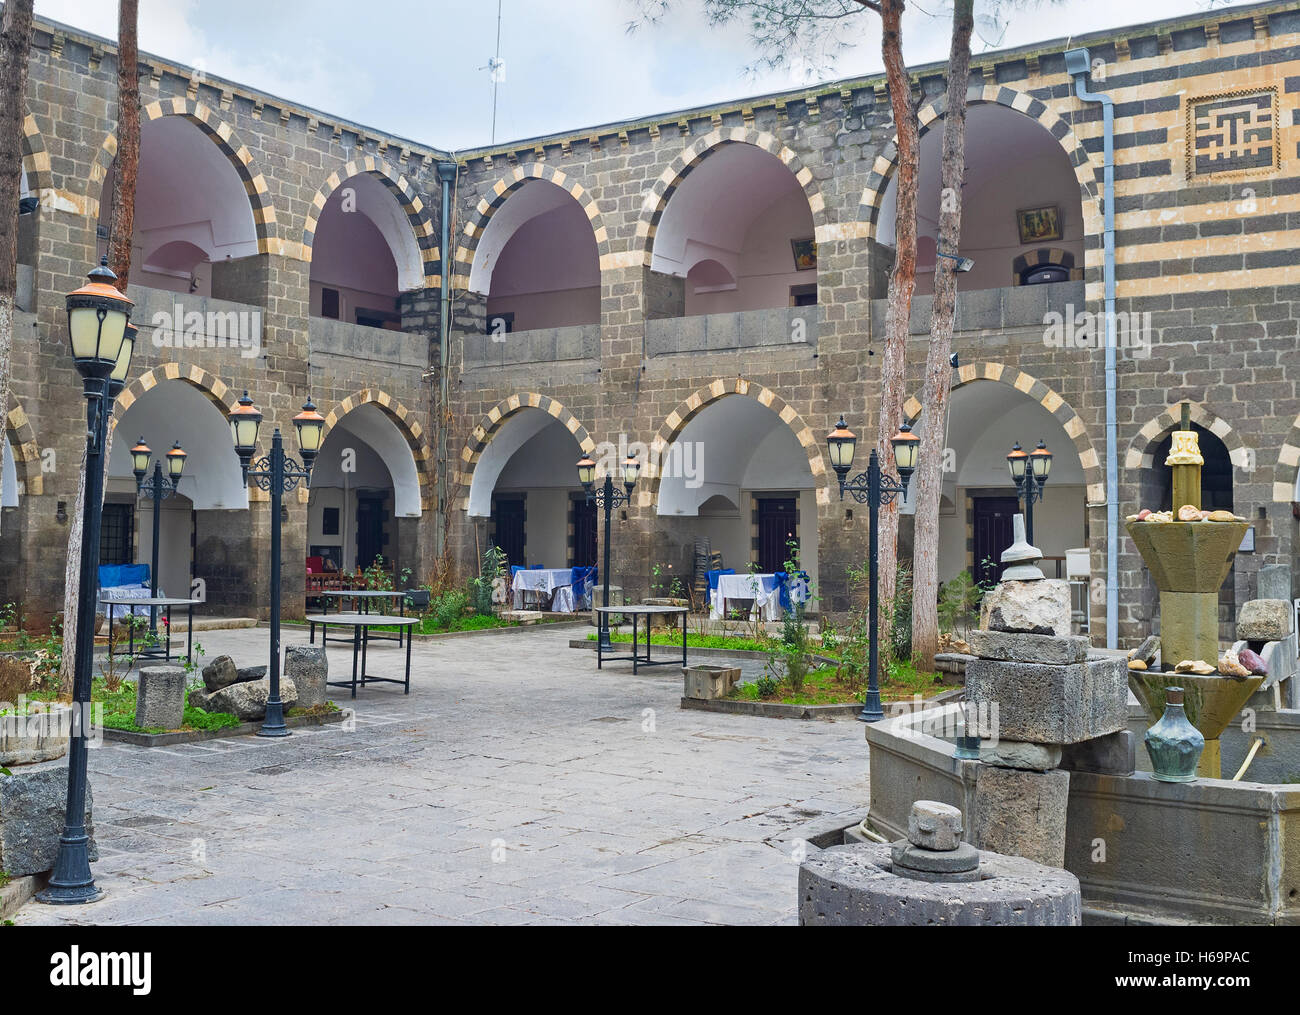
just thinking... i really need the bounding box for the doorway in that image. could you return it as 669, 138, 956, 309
355, 492, 389, 570
757, 496, 798, 573
972, 496, 1019, 587
493, 496, 527, 568
571, 496, 597, 567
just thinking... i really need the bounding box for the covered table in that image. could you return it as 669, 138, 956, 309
709, 572, 810, 621
512, 568, 574, 610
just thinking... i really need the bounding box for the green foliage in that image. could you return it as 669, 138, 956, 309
754, 674, 779, 697
0, 870, 11, 889
361, 556, 394, 591
469, 545, 508, 617
431, 589, 470, 629
650, 563, 685, 599
937, 569, 983, 639
885, 562, 914, 667
763, 539, 814, 694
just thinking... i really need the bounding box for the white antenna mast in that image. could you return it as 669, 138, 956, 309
481, 0, 505, 144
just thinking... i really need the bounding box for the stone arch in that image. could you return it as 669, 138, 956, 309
88, 99, 278, 251
302, 156, 439, 287
645, 378, 829, 507
456, 393, 597, 511
321, 389, 433, 509
902, 361, 1106, 505
1126, 402, 1253, 476
633, 128, 829, 266
857, 86, 1103, 242
1011, 247, 1080, 285
1277, 416, 1300, 504
453, 162, 611, 289
20, 113, 53, 196
113, 362, 239, 423
6, 399, 43, 497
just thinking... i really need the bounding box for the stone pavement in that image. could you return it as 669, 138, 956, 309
16, 623, 868, 925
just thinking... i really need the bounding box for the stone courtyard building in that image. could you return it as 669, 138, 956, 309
4, 1, 1299, 649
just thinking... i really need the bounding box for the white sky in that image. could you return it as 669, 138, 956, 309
34, 0, 1231, 150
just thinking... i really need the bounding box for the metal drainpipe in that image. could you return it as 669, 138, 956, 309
436, 161, 459, 562
1066, 47, 1118, 649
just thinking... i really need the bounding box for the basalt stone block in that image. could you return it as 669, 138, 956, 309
965, 655, 1128, 745
187, 686, 213, 712
1059, 730, 1136, 776
135, 664, 186, 731
0, 762, 97, 877
236, 665, 267, 683
967, 629, 1088, 665
1257, 564, 1292, 603
979, 579, 1071, 636
972, 765, 1070, 869
202, 654, 239, 692
979, 740, 1062, 771
284, 646, 328, 708
1237, 600, 1294, 642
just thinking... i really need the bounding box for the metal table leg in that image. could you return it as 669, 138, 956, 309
350, 624, 360, 698
404, 623, 412, 694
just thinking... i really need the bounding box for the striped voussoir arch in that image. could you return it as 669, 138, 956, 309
633, 127, 829, 265
1278, 417, 1300, 504
6, 400, 43, 497
323, 389, 434, 508
453, 162, 611, 290
644, 378, 829, 508
20, 113, 53, 195
1125, 403, 1253, 476
112, 363, 240, 425
88, 99, 277, 251
455, 393, 596, 511
1011, 247, 1081, 285
857, 86, 1103, 248
303, 157, 439, 285
902, 361, 1106, 506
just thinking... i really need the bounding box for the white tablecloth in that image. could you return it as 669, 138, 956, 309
711, 573, 780, 621
99, 584, 162, 621
512, 569, 574, 610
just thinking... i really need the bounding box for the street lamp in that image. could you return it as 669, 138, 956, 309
576, 451, 640, 651
132, 438, 190, 639
229, 393, 324, 737
827, 416, 919, 722
39, 258, 134, 906
1006, 439, 1052, 545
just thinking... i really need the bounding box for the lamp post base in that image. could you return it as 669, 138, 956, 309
257, 701, 291, 738
36, 834, 104, 905
857, 692, 884, 724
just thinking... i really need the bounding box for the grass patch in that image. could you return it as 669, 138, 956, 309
285, 613, 522, 635
30, 679, 240, 734
730, 659, 950, 706
287, 702, 341, 718
587, 630, 776, 654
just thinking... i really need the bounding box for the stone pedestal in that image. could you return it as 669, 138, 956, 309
965, 655, 1128, 744
285, 646, 328, 708
972, 765, 1071, 868
0, 760, 97, 877
682, 664, 740, 700
135, 664, 186, 730
1159, 590, 1220, 666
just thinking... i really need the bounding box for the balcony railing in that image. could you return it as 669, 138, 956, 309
309, 317, 428, 370
462, 322, 600, 368
647, 305, 819, 357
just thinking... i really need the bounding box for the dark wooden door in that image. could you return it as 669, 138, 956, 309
355, 493, 388, 571
757, 497, 798, 573
973, 496, 1020, 587
493, 497, 527, 568
572, 496, 597, 567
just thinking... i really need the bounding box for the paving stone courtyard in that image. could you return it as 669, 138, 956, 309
15, 624, 868, 926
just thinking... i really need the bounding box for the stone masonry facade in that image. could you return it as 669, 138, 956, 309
6, 3, 1300, 648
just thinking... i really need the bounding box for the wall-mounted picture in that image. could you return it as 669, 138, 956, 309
1017, 205, 1062, 244
790, 238, 817, 271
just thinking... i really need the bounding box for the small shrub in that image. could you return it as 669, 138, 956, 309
0, 656, 32, 705
431, 589, 470, 629
754, 674, 779, 698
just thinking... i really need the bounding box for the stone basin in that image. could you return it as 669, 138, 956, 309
1125, 520, 1248, 592
0, 702, 72, 766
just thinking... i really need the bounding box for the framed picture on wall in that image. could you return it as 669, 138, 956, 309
790, 238, 817, 271
1016, 205, 1062, 244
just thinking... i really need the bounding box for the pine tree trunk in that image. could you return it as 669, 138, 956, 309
0, 0, 34, 546
912, 0, 974, 672
875, 0, 918, 658
59, 1, 139, 696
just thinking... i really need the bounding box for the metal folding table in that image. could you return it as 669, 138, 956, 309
316, 613, 419, 698
594, 604, 688, 674
310, 590, 409, 646
100, 595, 200, 665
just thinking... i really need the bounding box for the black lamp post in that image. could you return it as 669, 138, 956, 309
131, 438, 188, 637
229, 392, 324, 738
827, 417, 920, 723
38, 258, 135, 905
575, 452, 640, 652
1006, 439, 1052, 546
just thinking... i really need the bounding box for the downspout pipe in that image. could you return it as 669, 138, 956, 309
436, 161, 459, 563
1066, 47, 1118, 649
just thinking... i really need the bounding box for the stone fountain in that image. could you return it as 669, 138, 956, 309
1124, 403, 1261, 777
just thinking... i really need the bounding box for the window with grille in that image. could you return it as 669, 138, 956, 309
99, 502, 134, 566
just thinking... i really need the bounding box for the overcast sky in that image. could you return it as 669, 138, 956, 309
35, 0, 1225, 150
